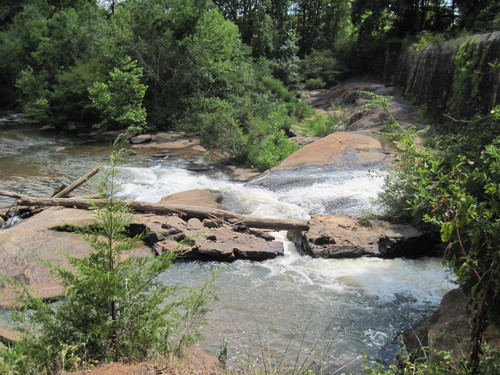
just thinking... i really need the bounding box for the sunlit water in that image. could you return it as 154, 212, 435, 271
0, 119, 456, 373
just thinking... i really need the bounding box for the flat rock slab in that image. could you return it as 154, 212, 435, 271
276, 132, 388, 170
288, 215, 439, 259
0, 207, 96, 307
132, 132, 207, 154
134, 214, 283, 262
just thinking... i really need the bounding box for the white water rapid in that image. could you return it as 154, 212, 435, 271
118, 160, 456, 373
0, 120, 456, 372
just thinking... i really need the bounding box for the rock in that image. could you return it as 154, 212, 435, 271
185, 162, 210, 172
160, 189, 227, 210
152, 131, 186, 142
132, 132, 207, 158
186, 218, 204, 231
135, 215, 283, 262
402, 288, 500, 360
130, 134, 153, 144
99, 130, 124, 141
152, 153, 167, 158
202, 219, 220, 228
0, 323, 23, 345
276, 132, 388, 170
225, 165, 262, 182
66, 122, 85, 133
0, 207, 96, 307
288, 215, 440, 259
39, 124, 56, 131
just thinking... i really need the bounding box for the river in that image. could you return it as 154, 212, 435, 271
0, 118, 456, 373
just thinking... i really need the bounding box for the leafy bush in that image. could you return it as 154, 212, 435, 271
299, 113, 343, 137
409, 31, 445, 51
195, 97, 247, 162
88, 57, 148, 131
372, 89, 500, 368
247, 128, 299, 171
300, 49, 341, 87
303, 78, 326, 89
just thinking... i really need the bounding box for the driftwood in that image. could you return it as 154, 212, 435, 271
0, 191, 310, 231
53, 166, 101, 198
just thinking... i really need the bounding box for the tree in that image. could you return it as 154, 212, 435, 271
88, 57, 148, 131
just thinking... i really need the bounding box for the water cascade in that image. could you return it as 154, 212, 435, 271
0, 120, 456, 371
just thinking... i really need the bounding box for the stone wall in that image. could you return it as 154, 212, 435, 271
390, 32, 500, 123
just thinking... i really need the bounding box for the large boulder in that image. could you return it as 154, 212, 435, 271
288, 215, 440, 259
0, 207, 95, 307
276, 132, 388, 170
160, 189, 227, 210
402, 288, 500, 359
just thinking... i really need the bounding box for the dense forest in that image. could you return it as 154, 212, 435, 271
0, 0, 499, 169
0, 1, 499, 374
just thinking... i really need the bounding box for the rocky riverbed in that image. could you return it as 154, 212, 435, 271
1, 81, 474, 371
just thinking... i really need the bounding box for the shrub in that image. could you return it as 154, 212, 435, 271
88, 57, 147, 131
247, 129, 299, 171
409, 31, 445, 51
372, 88, 500, 369
303, 78, 326, 89
299, 114, 342, 137
300, 49, 341, 87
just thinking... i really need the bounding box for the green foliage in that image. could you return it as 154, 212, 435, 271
269, 36, 300, 87
196, 97, 247, 162
88, 57, 148, 131
2, 138, 216, 373
300, 49, 342, 88
246, 126, 299, 171
299, 114, 341, 137
363, 344, 500, 375
373, 86, 500, 368
409, 31, 446, 51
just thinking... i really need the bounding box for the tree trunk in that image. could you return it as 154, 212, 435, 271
0, 191, 310, 231
53, 166, 101, 198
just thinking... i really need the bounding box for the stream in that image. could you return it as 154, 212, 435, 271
0, 118, 456, 373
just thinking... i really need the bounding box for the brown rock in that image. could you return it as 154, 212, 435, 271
186, 218, 204, 231
0, 207, 95, 307
277, 132, 387, 170
402, 288, 500, 359
288, 215, 439, 259
225, 166, 262, 182
139, 215, 284, 262
0, 323, 23, 344
129, 134, 152, 144
40, 124, 56, 131
160, 189, 227, 210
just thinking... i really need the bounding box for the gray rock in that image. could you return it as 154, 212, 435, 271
288, 215, 440, 259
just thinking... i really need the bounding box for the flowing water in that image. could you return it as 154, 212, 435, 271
0, 118, 456, 373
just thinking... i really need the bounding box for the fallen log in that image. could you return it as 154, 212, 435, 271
53, 166, 101, 198
0, 191, 309, 231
